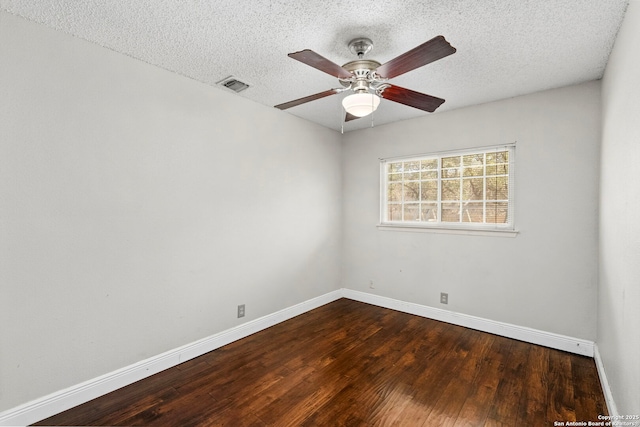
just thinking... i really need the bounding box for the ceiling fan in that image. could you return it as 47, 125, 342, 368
275, 36, 456, 122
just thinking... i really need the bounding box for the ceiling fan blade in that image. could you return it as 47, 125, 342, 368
288, 49, 352, 79
376, 36, 456, 79
380, 85, 445, 113
345, 112, 361, 122
274, 89, 340, 110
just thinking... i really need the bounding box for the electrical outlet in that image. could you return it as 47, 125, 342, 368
237, 304, 245, 318
440, 293, 449, 304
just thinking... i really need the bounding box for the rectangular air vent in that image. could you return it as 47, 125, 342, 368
216, 76, 250, 93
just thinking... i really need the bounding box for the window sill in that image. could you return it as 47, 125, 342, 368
377, 224, 519, 237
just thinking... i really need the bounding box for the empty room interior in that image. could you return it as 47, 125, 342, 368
1, 1, 639, 426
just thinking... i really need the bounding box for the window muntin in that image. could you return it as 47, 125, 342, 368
381, 146, 514, 230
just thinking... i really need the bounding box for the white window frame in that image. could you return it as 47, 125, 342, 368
379, 144, 516, 236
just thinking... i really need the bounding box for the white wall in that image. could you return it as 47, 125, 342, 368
599, 0, 640, 415
0, 11, 342, 412
342, 81, 601, 340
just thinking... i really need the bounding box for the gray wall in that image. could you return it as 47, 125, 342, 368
342, 81, 601, 340
0, 11, 342, 411
600, 0, 640, 414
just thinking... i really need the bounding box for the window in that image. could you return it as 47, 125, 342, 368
380, 145, 515, 231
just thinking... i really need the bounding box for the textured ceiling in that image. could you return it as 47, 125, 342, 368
0, 0, 629, 132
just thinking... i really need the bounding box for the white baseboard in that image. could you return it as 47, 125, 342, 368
341, 289, 595, 357
0, 290, 342, 427
0, 288, 599, 426
594, 344, 618, 416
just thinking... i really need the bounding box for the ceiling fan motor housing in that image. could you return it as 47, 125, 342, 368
339, 60, 382, 92
339, 60, 391, 100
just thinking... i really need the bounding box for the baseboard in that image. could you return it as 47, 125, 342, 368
594, 344, 618, 416
341, 289, 595, 357
0, 288, 598, 426
0, 290, 343, 427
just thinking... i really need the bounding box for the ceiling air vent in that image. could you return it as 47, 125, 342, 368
217, 76, 250, 93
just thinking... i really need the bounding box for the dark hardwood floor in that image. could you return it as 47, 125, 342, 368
34, 298, 608, 426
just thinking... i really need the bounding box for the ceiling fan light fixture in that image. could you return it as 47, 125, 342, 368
342, 92, 380, 117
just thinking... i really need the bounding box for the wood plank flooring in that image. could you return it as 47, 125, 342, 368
33, 298, 608, 426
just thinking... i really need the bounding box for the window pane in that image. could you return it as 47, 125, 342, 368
420, 203, 438, 222
463, 154, 483, 166
388, 204, 402, 221
486, 177, 508, 200
441, 202, 460, 222
441, 168, 460, 178
463, 178, 484, 200
486, 150, 508, 164
486, 177, 497, 200
463, 166, 484, 177
389, 172, 402, 182
389, 162, 403, 173
442, 156, 460, 168
496, 177, 508, 199
421, 170, 438, 179
486, 202, 509, 223
405, 161, 420, 172
421, 159, 438, 170
487, 163, 508, 175
403, 182, 420, 201
401, 161, 420, 180
388, 183, 403, 202
404, 204, 420, 221
404, 172, 420, 180
421, 180, 438, 201
462, 202, 484, 223
441, 179, 460, 200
